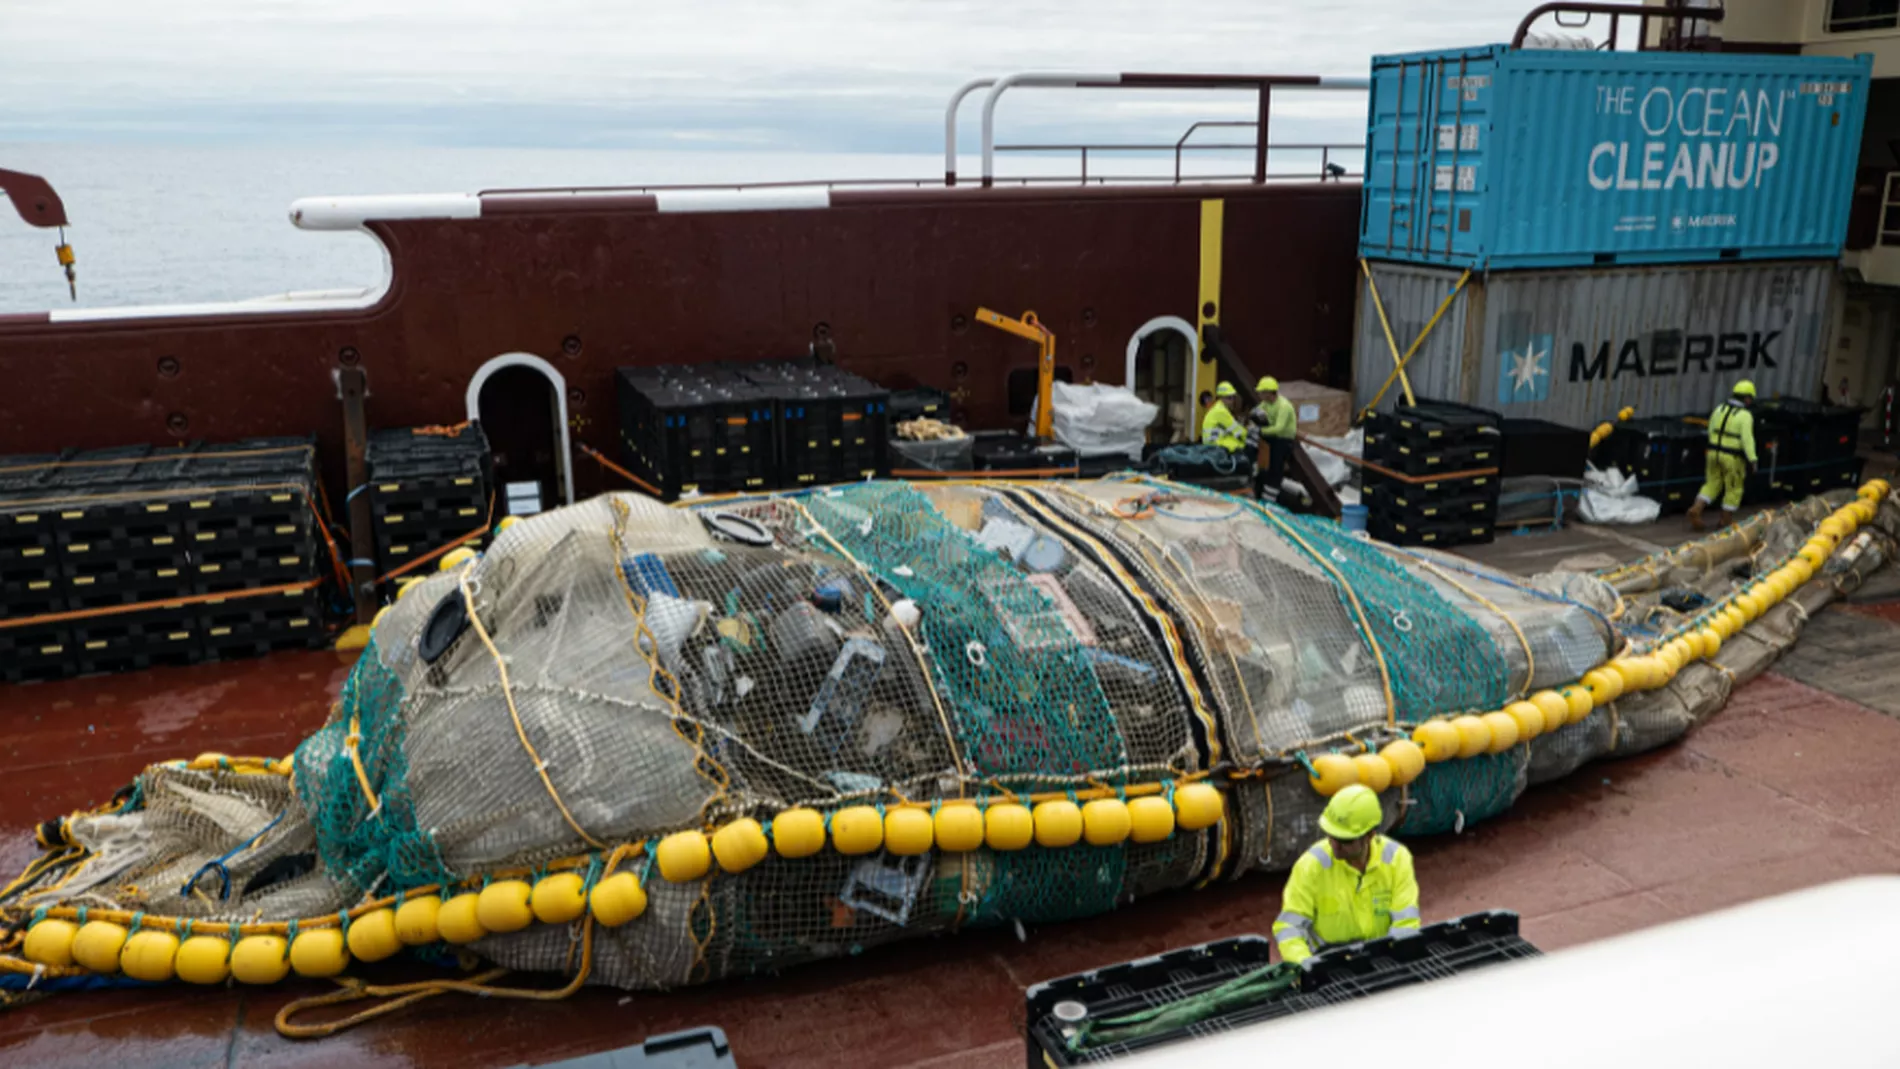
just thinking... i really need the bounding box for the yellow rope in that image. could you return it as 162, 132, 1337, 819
342, 715, 381, 815
458, 566, 606, 850
606, 500, 729, 820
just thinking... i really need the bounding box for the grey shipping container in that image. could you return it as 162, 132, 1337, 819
1353, 260, 1835, 429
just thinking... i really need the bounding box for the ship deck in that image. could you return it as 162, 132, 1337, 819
5, 504, 1900, 1068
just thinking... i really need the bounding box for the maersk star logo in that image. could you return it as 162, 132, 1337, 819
1496, 334, 1553, 404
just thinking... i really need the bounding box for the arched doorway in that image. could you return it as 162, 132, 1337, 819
465, 353, 574, 515
1125, 316, 1199, 444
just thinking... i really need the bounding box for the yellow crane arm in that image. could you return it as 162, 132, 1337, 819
975, 307, 1057, 440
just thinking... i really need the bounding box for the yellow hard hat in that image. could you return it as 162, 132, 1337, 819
1317, 783, 1383, 840
1256, 376, 1279, 393
1733, 380, 1757, 398
1215, 382, 1237, 398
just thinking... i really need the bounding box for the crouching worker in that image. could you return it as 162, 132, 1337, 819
1272, 784, 1420, 965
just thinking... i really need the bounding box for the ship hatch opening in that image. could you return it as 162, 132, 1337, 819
464, 352, 575, 515
1126, 316, 1199, 444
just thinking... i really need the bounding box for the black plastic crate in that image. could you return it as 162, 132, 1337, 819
1756, 398, 1860, 466
1644, 474, 1706, 515
616, 367, 777, 497
1778, 455, 1865, 496
1606, 417, 1706, 484
1500, 418, 1589, 479
368, 426, 492, 577
889, 386, 952, 426
972, 431, 1079, 474
758, 367, 889, 487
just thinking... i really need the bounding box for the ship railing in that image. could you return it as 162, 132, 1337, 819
994, 125, 1361, 185
946, 71, 1371, 187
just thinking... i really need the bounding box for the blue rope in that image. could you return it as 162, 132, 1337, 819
1153, 444, 1241, 475
180, 808, 287, 901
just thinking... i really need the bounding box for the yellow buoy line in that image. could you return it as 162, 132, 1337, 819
1307, 478, 1892, 797
8, 481, 1891, 988
9, 783, 1230, 985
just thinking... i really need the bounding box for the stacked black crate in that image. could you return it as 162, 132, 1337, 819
617, 361, 889, 498
1754, 398, 1863, 498
1605, 417, 1706, 514
616, 365, 776, 499
739, 361, 890, 489
0, 438, 325, 680
188, 438, 326, 662
367, 424, 493, 585
0, 454, 71, 682
58, 445, 202, 672
1364, 401, 1502, 547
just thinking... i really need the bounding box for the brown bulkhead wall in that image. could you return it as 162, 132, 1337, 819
0, 182, 1360, 499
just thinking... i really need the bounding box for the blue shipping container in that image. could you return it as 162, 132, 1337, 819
1360, 45, 1872, 270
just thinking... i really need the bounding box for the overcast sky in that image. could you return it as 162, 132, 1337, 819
0, 0, 1575, 151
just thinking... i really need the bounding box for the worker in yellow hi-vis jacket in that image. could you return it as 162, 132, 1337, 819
1201, 382, 1248, 454
1272, 785, 1421, 965
1687, 380, 1758, 532
1248, 376, 1297, 499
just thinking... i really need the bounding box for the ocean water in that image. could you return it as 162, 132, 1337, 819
0, 142, 1313, 314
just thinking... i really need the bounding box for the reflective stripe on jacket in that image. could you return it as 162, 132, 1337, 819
1201, 401, 1247, 453
1707, 403, 1757, 464
1272, 836, 1421, 964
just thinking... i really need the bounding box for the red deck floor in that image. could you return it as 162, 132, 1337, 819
3, 649, 1899, 1068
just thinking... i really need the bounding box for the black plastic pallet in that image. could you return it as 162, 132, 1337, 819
182, 511, 312, 544
200, 629, 322, 661
1025, 936, 1280, 1068
72, 606, 199, 654
63, 574, 200, 610
1367, 437, 1499, 477
0, 536, 56, 567
1024, 913, 1534, 1067
1368, 512, 1493, 548
0, 623, 76, 684
59, 548, 195, 581
1370, 483, 1497, 522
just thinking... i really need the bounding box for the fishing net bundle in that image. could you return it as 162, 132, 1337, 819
1, 474, 1889, 1025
